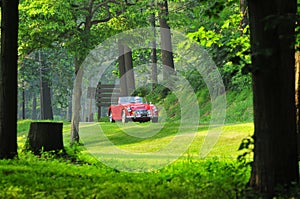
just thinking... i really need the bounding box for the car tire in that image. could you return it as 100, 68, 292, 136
152, 117, 158, 123
109, 111, 115, 123
122, 110, 128, 123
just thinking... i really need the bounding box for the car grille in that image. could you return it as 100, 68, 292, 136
135, 110, 148, 117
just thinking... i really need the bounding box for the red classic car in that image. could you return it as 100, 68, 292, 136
108, 96, 158, 123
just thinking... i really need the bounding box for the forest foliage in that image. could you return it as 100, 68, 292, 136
1, 0, 300, 197
17, 0, 252, 120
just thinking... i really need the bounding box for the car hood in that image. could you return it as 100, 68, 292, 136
127, 104, 148, 110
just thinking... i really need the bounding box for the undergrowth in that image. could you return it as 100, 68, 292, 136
144, 86, 253, 124
0, 151, 251, 199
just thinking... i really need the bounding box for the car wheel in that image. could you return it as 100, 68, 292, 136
109, 111, 115, 123
152, 117, 158, 123
122, 110, 128, 123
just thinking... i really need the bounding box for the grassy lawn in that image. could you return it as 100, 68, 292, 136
79, 122, 253, 156
0, 120, 254, 198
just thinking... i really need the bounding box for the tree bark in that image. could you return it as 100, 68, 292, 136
38, 50, 53, 120
32, 93, 37, 120
248, 0, 298, 197
22, 87, 26, 119
239, 0, 248, 33
71, 56, 83, 144
118, 40, 128, 96
296, 51, 300, 158
41, 81, 53, 120
0, 0, 19, 159
26, 122, 63, 155
150, 10, 158, 90
158, 0, 175, 80
67, 94, 72, 122
124, 45, 135, 95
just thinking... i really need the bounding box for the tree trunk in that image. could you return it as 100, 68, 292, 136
239, 0, 248, 33
158, 0, 175, 80
38, 51, 53, 120
32, 93, 37, 120
67, 94, 72, 122
22, 87, 26, 119
71, 57, 83, 144
70, 0, 94, 145
296, 51, 300, 158
0, 0, 19, 159
40, 81, 53, 120
118, 40, 128, 96
150, 10, 158, 90
26, 122, 63, 155
248, 0, 298, 197
124, 45, 135, 95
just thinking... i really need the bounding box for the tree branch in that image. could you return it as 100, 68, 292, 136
91, 16, 111, 25
92, 0, 119, 15
77, 21, 85, 30
77, 0, 137, 28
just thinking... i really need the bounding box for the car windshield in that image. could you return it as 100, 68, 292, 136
119, 96, 144, 104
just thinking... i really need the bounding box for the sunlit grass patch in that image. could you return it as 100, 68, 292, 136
76, 122, 254, 172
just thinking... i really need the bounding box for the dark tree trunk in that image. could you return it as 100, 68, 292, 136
38, 51, 53, 120
296, 51, 300, 157
124, 45, 135, 95
118, 40, 128, 96
41, 81, 53, 120
158, 0, 175, 80
22, 88, 26, 119
0, 0, 19, 159
32, 93, 37, 120
248, 0, 298, 197
26, 122, 64, 155
150, 10, 158, 90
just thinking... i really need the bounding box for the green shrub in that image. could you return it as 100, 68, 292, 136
0, 154, 252, 199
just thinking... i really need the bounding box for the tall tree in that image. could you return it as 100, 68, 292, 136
69, 0, 137, 144
248, 0, 298, 197
80, 0, 129, 137
0, 0, 19, 159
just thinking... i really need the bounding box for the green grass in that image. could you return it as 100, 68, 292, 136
16, 120, 254, 166
0, 153, 250, 198
0, 120, 257, 198
79, 122, 253, 157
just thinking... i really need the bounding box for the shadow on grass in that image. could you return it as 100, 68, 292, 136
79, 122, 208, 147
